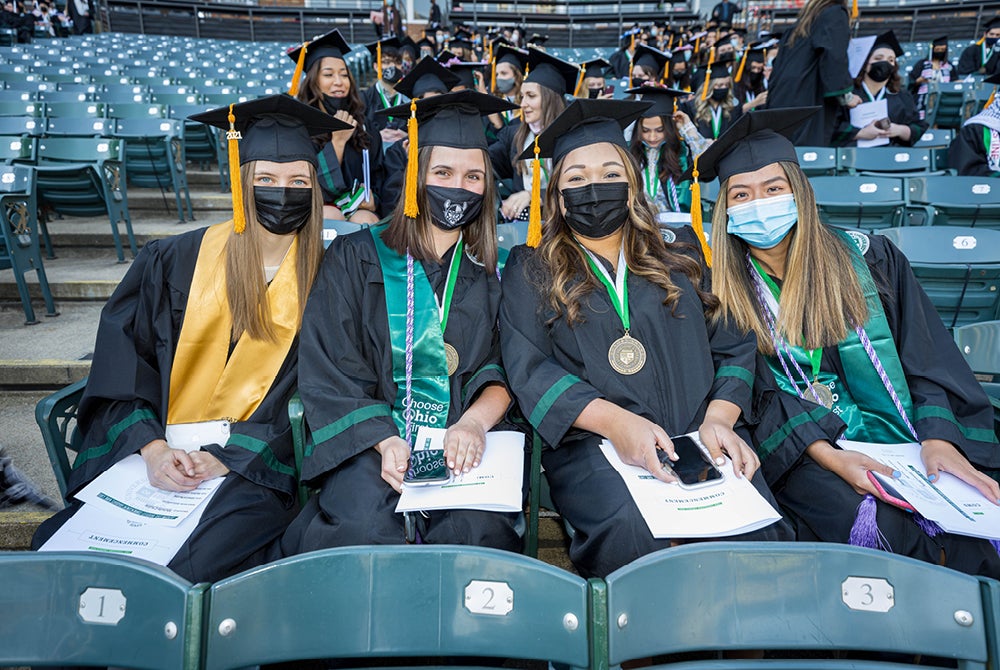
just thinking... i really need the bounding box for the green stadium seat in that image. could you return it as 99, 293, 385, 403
837, 146, 936, 176
100, 84, 151, 104
0, 135, 36, 163
906, 176, 1000, 229
0, 115, 42, 137
604, 542, 992, 668
0, 552, 205, 669
795, 146, 838, 176
809, 176, 906, 232
150, 91, 202, 106
0, 87, 38, 103
0, 164, 57, 324
878, 226, 1000, 328
912, 128, 954, 148
168, 102, 225, 188
202, 546, 592, 670
106, 101, 169, 119
35, 376, 86, 502
953, 320, 1000, 384
925, 80, 976, 130
44, 116, 112, 136
113, 116, 194, 222
497, 220, 529, 251
43, 101, 106, 118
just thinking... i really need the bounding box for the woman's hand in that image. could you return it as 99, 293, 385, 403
698, 417, 758, 479
500, 190, 532, 220
806, 440, 897, 498
921, 438, 1000, 504
140, 439, 202, 491
845, 93, 863, 108
855, 122, 890, 141
606, 411, 677, 483
886, 122, 911, 142
443, 415, 488, 475
672, 110, 693, 128
374, 435, 411, 493
742, 90, 767, 112
330, 109, 358, 159
188, 451, 230, 481
380, 127, 407, 144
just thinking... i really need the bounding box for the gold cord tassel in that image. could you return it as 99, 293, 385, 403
695, 36, 701, 54
689, 164, 711, 266
986, 88, 997, 108
668, 33, 674, 50
526, 137, 542, 248
573, 65, 585, 97
734, 48, 748, 82
630, 31, 635, 50
226, 104, 245, 234
377, 40, 383, 80
977, 35, 986, 46
850, 0, 858, 20
701, 47, 715, 101
491, 58, 497, 91
404, 99, 420, 218
288, 43, 307, 97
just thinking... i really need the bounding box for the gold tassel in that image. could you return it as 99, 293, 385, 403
701, 47, 715, 101
226, 104, 246, 234
986, 88, 997, 108
288, 42, 307, 97
491, 58, 497, 91
850, 0, 858, 20
573, 64, 584, 97
526, 137, 542, 248
673, 97, 678, 114
404, 99, 419, 218
689, 163, 711, 266
734, 48, 748, 82
695, 36, 701, 54
630, 31, 635, 50
977, 35, 986, 46
377, 40, 382, 81
668, 33, 674, 50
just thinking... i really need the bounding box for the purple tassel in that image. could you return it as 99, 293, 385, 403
913, 512, 944, 538
849, 494, 887, 550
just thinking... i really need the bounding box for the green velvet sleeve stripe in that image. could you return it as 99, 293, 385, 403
757, 405, 831, 460
823, 86, 853, 98
307, 404, 393, 457
915, 405, 999, 444
715, 365, 754, 387
73, 408, 158, 468
227, 433, 296, 477
316, 150, 339, 194
462, 363, 506, 398
528, 374, 582, 428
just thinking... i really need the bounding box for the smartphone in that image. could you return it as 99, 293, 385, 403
404, 449, 450, 486
658, 435, 723, 488
867, 471, 915, 512
603, 85, 615, 96
874, 117, 891, 131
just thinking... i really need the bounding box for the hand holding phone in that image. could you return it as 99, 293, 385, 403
658, 435, 723, 489
404, 449, 450, 486
866, 471, 915, 512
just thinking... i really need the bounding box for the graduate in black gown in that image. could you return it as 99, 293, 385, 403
765, 0, 861, 146
956, 17, 1000, 77
680, 60, 743, 141
360, 36, 409, 147
499, 99, 791, 579
949, 73, 1000, 177
833, 31, 927, 148
907, 36, 955, 120
702, 108, 1000, 577
280, 91, 525, 554
32, 95, 347, 582
288, 30, 386, 224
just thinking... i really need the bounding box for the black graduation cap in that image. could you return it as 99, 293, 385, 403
415, 36, 436, 54
581, 57, 611, 79
445, 61, 487, 90
984, 16, 1000, 31
744, 42, 767, 62
626, 84, 688, 117
449, 38, 475, 53
671, 47, 691, 63
495, 43, 529, 72
436, 49, 459, 64
871, 30, 904, 58
705, 60, 733, 80
394, 56, 461, 98
454, 27, 475, 41
632, 44, 670, 75
365, 36, 401, 59
189, 94, 351, 233
287, 29, 352, 74
399, 35, 418, 59
527, 33, 549, 45
524, 47, 578, 95
931, 35, 948, 47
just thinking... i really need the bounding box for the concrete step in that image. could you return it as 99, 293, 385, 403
0, 247, 132, 303
126, 187, 233, 212
0, 301, 99, 388
40, 211, 228, 251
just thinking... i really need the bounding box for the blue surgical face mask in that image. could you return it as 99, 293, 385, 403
726, 193, 798, 249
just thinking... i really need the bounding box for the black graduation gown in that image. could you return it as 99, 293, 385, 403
315, 125, 387, 217
765, 5, 853, 146
380, 140, 407, 215
609, 49, 631, 79
498, 228, 791, 579
279, 229, 523, 554
832, 85, 927, 147
361, 82, 407, 137
949, 123, 1000, 177
956, 43, 1000, 77
750, 233, 1000, 577
679, 99, 744, 141
488, 121, 528, 194
31, 228, 300, 583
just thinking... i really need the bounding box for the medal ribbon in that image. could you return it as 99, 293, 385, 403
580, 245, 630, 333
751, 257, 823, 382
710, 106, 723, 138
432, 237, 464, 331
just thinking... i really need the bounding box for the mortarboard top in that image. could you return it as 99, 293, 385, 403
527, 33, 550, 45
626, 84, 688, 117
495, 43, 529, 71
399, 36, 418, 58
491, 36, 514, 49
985, 16, 1000, 30
632, 44, 670, 75
454, 27, 475, 39
706, 60, 734, 80
931, 35, 948, 47
436, 49, 459, 63
415, 36, 436, 52
444, 60, 487, 89
516, 98, 652, 164
683, 106, 819, 183
365, 36, 401, 58
671, 46, 692, 63
448, 37, 475, 52
287, 29, 352, 72
524, 47, 579, 95
871, 30, 904, 57
985, 72, 1000, 86
378, 90, 518, 150
581, 57, 611, 79
190, 94, 350, 168
394, 56, 462, 98
743, 42, 768, 63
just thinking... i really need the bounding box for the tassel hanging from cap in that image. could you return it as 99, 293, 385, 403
404, 98, 420, 218
850, 0, 858, 21
734, 47, 749, 82
491, 58, 497, 91
694, 36, 701, 54
526, 137, 542, 248
848, 494, 888, 550
377, 40, 383, 81
573, 64, 585, 97
701, 47, 715, 101
630, 31, 635, 50
226, 104, 246, 234
688, 160, 711, 265
986, 87, 996, 108
977, 35, 985, 45
288, 42, 307, 97
668, 33, 674, 50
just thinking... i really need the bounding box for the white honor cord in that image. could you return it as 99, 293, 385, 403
580, 244, 626, 308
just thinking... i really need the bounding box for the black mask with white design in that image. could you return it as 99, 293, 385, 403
426, 185, 484, 230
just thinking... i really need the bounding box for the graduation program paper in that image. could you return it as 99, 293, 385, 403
600, 433, 782, 538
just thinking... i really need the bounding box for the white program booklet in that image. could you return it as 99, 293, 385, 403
850, 99, 890, 148
840, 440, 1000, 540
600, 432, 782, 539
395, 426, 524, 513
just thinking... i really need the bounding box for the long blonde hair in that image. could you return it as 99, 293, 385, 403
534, 143, 717, 326
710, 161, 868, 355
224, 160, 325, 343
694, 78, 737, 129
513, 84, 566, 176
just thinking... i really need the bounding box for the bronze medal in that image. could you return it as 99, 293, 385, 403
608, 335, 647, 375
809, 381, 834, 409
444, 342, 460, 376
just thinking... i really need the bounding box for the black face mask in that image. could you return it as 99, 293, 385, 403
932, 49, 948, 60
322, 94, 346, 112
561, 182, 630, 239
253, 186, 312, 236
867, 60, 894, 83
711, 88, 729, 102
986, 37, 999, 48
426, 185, 484, 230
382, 65, 402, 84
746, 70, 764, 88
671, 68, 686, 80
588, 87, 601, 99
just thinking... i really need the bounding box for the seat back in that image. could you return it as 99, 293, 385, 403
203, 546, 592, 670
795, 146, 838, 176
953, 320, 1000, 381
810, 175, 905, 231
106, 101, 169, 119
38, 136, 124, 163
605, 542, 989, 668
0, 100, 43, 117
0, 552, 204, 670
44, 116, 112, 137
35, 377, 87, 501
913, 127, 955, 148
926, 81, 975, 129
0, 135, 36, 163
0, 115, 42, 136
837, 147, 934, 175
44, 101, 106, 118
907, 176, 1000, 228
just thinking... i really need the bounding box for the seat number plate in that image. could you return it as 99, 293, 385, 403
79, 587, 127, 624
842, 577, 894, 612
464, 580, 513, 616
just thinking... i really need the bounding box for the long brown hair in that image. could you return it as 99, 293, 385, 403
788, 0, 848, 47
535, 143, 717, 326
224, 160, 325, 343
381, 145, 500, 275
513, 83, 566, 176
629, 114, 684, 185
854, 53, 903, 94
295, 58, 371, 153
710, 161, 868, 355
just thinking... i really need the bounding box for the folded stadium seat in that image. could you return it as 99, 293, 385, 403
202, 546, 592, 670
43, 101, 106, 118
88, 72, 136, 87
35, 136, 137, 262
150, 90, 202, 107
604, 542, 993, 668
37, 71, 92, 86
795, 146, 838, 177
912, 127, 954, 149
0, 115, 43, 138
0, 552, 205, 669
878, 226, 1000, 329
836, 146, 937, 177
36, 90, 96, 104
925, 80, 976, 130
953, 319, 1000, 389
907, 176, 1000, 228
100, 84, 151, 104
112, 117, 194, 222
106, 101, 168, 119
0, 87, 39, 103
43, 117, 111, 137
973, 84, 993, 115
497, 220, 530, 252
0, 136, 37, 164
199, 93, 251, 108
0, 164, 57, 324
197, 84, 241, 98
810, 176, 906, 232
0, 101, 43, 120
168, 102, 226, 189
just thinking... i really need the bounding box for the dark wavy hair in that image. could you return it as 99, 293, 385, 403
629, 114, 684, 186
295, 58, 371, 153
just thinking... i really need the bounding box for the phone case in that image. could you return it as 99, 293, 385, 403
867, 471, 916, 512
